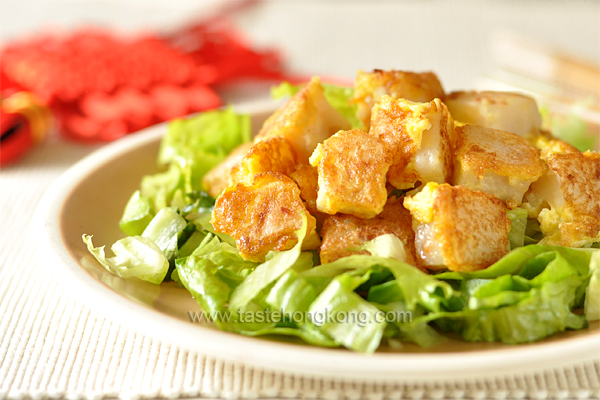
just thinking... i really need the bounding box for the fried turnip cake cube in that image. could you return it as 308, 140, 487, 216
319, 197, 419, 267
453, 124, 547, 209
289, 163, 326, 226
523, 152, 600, 247
229, 137, 297, 187
352, 69, 445, 130
211, 172, 320, 262
444, 91, 542, 139
309, 129, 392, 219
370, 96, 454, 190
202, 142, 253, 198
254, 77, 351, 163
404, 183, 511, 272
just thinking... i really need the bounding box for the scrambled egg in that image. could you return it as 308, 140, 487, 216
453, 124, 547, 209
370, 96, 454, 190
254, 77, 350, 163
404, 182, 511, 271
524, 151, 600, 247
352, 69, 445, 130
211, 172, 320, 262
310, 129, 392, 219
444, 91, 542, 139
319, 196, 420, 268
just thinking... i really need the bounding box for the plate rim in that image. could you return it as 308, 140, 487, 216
34, 100, 600, 383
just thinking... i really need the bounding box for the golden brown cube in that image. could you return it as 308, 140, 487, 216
254, 77, 350, 163
229, 137, 297, 187
444, 91, 542, 139
288, 163, 326, 226
453, 124, 547, 209
211, 172, 320, 262
319, 197, 419, 268
524, 151, 600, 247
370, 96, 454, 190
309, 129, 392, 219
404, 183, 511, 272
352, 69, 445, 130
202, 142, 253, 198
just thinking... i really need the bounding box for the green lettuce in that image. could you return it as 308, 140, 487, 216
308, 276, 385, 353
83, 234, 169, 284
425, 246, 596, 343
229, 216, 309, 312
506, 207, 528, 250
159, 107, 251, 191
142, 208, 188, 261
119, 191, 155, 236
352, 234, 408, 262
585, 251, 600, 321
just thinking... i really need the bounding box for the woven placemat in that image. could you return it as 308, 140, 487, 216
1, 141, 599, 400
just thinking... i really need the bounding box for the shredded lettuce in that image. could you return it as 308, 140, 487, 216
506, 207, 528, 250
142, 208, 188, 260
308, 276, 385, 353
352, 234, 407, 262
159, 107, 251, 190
229, 216, 309, 312
585, 251, 600, 321
119, 191, 155, 236
83, 234, 169, 284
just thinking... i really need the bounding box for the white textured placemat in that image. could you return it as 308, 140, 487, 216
0, 135, 599, 400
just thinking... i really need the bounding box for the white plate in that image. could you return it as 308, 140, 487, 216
34, 100, 600, 383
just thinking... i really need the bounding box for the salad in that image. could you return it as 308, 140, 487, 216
84, 69, 600, 353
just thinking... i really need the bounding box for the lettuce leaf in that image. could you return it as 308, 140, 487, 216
228, 216, 309, 312
140, 163, 184, 211
119, 190, 155, 236
506, 207, 528, 250
83, 234, 169, 284
585, 250, 600, 321
422, 246, 594, 343
352, 234, 407, 262
159, 107, 251, 191
142, 208, 188, 261
303, 255, 454, 312
308, 277, 386, 353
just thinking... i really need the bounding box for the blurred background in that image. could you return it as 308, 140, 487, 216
1, 0, 599, 163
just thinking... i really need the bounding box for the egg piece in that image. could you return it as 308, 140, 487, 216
229, 137, 297, 187
404, 182, 511, 272
538, 137, 580, 160
453, 124, 547, 209
352, 69, 445, 130
254, 77, 350, 163
444, 91, 542, 139
319, 196, 420, 268
309, 129, 392, 219
370, 96, 454, 190
524, 151, 600, 247
211, 172, 320, 262
202, 142, 253, 198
